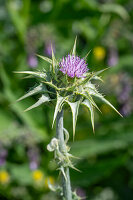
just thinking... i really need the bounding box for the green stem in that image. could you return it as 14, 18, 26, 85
56, 109, 72, 200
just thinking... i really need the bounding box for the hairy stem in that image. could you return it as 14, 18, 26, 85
56, 109, 72, 200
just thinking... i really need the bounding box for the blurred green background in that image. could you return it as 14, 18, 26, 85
0, 0, 133, 199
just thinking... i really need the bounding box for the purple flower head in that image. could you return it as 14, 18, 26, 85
0, 147, 8, 166
59, 54, 88, 78
107, 48, 118, 67
28, 54, 38, 68
30, 161, 38, 170
27, 147, 40, 170
120, 102, 132, 117
76, 187, 86, 199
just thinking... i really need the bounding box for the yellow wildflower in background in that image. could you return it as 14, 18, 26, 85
44, 176, 55, 189
93, 46, 106, 61
0, 170, 10, 184
32, 170, 44, 182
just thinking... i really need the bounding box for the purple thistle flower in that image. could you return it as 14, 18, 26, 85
59, 54, 88, 78
27, 147, 40, 170
107, 47, 118, 67
27, 54, 38, 68
76, 187, 86, 199
120, 102, 132, 117
0, 146, 8, 166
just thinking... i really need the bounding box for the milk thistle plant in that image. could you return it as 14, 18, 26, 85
16, 38, 121, 200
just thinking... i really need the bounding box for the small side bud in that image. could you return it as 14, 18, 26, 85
47, 138, 59, 152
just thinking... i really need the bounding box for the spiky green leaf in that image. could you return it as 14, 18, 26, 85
85, 92, 101, 113
66, 100, 80, 138
75, 88, 101, 113
84, 49, 92, 59
37, 54, 52, 64
60, 167, 67, 181
43, 81, 59, 91
84, 82, 97, 95
92, 92, 123, 117
24, 94, 50, 112
91, 75, 103, 82
14, 71, 47, 79
82, 99, 95, 132
51, 45, 56, 74
89, 68, 109, 81
71, 36, 77, 55
84, 82, 122, 116
17, 83, 47, 102
52, 94, 66, 127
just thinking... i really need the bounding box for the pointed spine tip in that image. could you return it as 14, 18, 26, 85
73, 130, 75, 141
52, 122, 54, 129
119, 112, 123, 118
24, 108, 29, 112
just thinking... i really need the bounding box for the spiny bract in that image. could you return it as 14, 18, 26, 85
16, 38, 122, 137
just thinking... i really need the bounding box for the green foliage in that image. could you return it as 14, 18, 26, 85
0, 0, 133, 199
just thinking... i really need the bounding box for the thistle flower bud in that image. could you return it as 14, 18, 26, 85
16, 38, 122, 137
